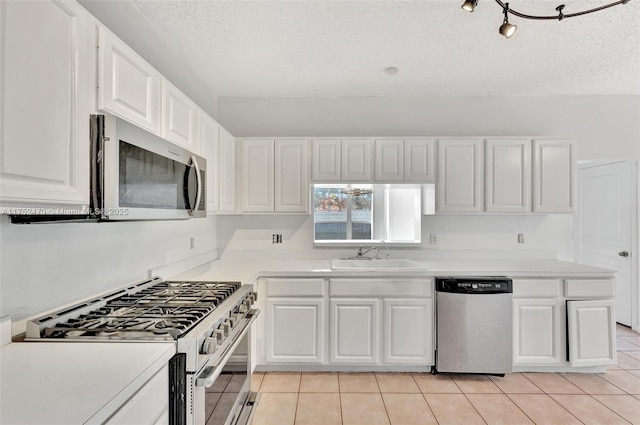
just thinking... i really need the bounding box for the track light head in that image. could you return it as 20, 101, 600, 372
461, 0, 478, 12
499, 21, 518, 37
499, 2, 517, 38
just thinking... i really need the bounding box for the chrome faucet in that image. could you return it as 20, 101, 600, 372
356, 246, 380, 259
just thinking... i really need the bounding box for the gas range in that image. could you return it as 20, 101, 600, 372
26, 276, 260, 425
26, 277, 257, 370
27, 278, 245, 342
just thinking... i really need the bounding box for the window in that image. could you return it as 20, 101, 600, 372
314, 185, 373, 240
313, 184, 423, 245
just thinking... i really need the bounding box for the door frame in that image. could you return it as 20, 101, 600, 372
574, 160, 638, 332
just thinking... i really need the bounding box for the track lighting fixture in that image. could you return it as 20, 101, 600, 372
461, 0, 634, 38
499, 3, 517, 38
461, 0, 478, 12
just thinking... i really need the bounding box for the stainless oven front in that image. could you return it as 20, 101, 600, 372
186, 310, 259, 425
91, 114, 206, 221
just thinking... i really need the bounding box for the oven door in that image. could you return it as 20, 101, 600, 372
94, 114, 206, 220
189, 311, 259, 425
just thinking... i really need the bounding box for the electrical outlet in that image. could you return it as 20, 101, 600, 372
190, 237, 195, 249
430, 233, 437, 245
517, 233, 524, 244
272, 234, 283, 244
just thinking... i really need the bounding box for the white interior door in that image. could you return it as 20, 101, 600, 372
574, 161, 636, 327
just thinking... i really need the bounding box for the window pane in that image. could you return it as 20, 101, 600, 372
314, 222, 347, 240
351, 223, 372, 239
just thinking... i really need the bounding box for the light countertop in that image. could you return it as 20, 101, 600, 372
173, 258, 616, 283
0, 341, 175, 424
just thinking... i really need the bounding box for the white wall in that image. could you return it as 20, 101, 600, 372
218, 95, 640, 161
0, 216, 217, 323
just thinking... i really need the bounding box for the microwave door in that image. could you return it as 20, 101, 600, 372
98, 115, 204, 221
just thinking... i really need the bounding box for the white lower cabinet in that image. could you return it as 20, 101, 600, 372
512, 278, 616, 371
567, 299, 616, 367
105, 365, 169, 425
266, 298, 325, 363
261, 277, 434, 368
330, 299, 380, 364
383, 299, 433, 364
513, 299, 563, 365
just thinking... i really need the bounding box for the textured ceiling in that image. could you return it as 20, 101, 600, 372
130, 0, 640, 97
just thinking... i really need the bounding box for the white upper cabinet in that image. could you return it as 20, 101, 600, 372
275, 140, 309, 213
0, 0, 92, 211
197, 110, 220, 213
161, 80, 197, 151
375, 138, 436, 183
404, 138, 436, 183
437, 139, 484, 213
374, 139, 403, 182
240, 139, 275, 212
311, 139, 341, 181
239, 138, 309, 213
485, 139, 531, 213
533, 139, 576, 213
341, 139, 372, 182
218, 127, 236, 213
98, 26, 161, 134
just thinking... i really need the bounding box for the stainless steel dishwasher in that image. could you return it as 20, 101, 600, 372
435, 277, 513, 375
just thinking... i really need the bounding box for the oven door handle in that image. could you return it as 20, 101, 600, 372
195, 309, 259, 387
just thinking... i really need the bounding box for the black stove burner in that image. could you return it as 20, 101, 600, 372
40, 280, 242, 340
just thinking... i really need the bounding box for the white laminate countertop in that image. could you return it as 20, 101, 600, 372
173, 258, 616, 283
0, 341, 176, 425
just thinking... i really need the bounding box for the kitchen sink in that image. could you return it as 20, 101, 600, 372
330, 258, 427, 271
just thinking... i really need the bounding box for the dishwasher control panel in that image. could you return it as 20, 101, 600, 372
436, 277, 512, 294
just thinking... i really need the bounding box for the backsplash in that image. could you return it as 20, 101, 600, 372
216, 214, 573, 260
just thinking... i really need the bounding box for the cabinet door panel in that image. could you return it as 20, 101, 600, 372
485, 139, 531, 212
513, 299, 563, 365
198, 111, 220, 213
275, 139, 308, 212
266, 299, 324, 363
98, 27, 160, 134
1, 0, 90, 209
567, 300, 616, 367
374, 139, 403, 182
311, 139, 341, 181
341, 139, 372, 182
330, 299, 379, 363
404, 138, 436, 182
384, 299, 433, 364
161, 80, 197, 150
533, 139, 576, 212
437, 139, 483, 212
240, 139, 275, 212
218, 128, 235, 212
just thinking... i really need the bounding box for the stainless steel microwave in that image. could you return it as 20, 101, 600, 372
90, 114, 206, 220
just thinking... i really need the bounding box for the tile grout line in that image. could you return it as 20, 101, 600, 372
573, 393, 634, 425
373, 373, 392, 425
504, 393, 587, 425
410, 373, 441, 425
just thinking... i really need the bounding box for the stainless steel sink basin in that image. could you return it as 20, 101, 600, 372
330, 258, 427, 271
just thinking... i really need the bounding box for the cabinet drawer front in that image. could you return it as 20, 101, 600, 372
330, 279, 432, 297
266, 279, 325, 297
513, 279, 561, 298
565, 279, 615, 297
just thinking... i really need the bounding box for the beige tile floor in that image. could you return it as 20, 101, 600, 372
250, 324, 640, 425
